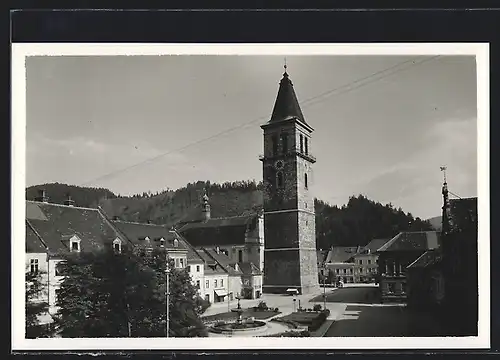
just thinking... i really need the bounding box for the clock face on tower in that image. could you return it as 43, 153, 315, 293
274, 160, 284, 170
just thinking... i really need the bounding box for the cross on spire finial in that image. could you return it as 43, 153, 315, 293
284, 57, 287, 73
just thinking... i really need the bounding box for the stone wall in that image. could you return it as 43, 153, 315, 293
263, 249, 302, 288
263, 212, 299, 249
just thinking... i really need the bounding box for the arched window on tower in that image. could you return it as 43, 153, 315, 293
305, 173, 308, 189
281, 133, 288, 154
305, 137, 309, 155
300, 134, 304, 153
277, 172, 284, 188
271, 134, 278, 156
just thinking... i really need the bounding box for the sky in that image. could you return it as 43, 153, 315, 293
25, 54, 478, 220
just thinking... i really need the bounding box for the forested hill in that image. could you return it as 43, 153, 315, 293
26, 181, 433, 249
26, 183, 117, 208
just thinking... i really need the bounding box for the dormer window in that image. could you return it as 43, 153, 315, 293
160, 238, 165, 247
173, 239, 179, 248
70, 237, 81, 253
71, 241, 79, 252
113, 238, 122, 253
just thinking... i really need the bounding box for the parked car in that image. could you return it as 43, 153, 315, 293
286, 288, 299, 296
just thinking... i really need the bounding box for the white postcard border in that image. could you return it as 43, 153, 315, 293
12, 43, 490, 350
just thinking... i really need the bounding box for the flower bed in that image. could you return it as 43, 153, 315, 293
202, 309, 281, 323
279, 309, 330, 332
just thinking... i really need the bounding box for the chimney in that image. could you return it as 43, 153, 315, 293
63, 193, 75, 207
216, 246, 220, 254
147, 220, 153, 224
35, 189, 49, 203
201, 189, 211, 221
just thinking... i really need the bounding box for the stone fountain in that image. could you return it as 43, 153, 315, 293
208, 297, 268, 336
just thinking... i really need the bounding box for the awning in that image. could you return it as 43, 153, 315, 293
286, 288, 299, 293
214, 289, 228, 297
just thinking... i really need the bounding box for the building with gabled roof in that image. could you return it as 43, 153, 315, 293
111, 219, 190, 269
319, 239, 390, 284
405, 176, 478, 335
177, 191, 265, 273
376, 231, 441, 303
25, 197, 130, 324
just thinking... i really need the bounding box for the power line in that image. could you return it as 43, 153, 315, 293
80, 55, 441, 187
449, 191, 462, 199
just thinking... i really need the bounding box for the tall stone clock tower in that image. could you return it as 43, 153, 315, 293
260, 67, 320, 295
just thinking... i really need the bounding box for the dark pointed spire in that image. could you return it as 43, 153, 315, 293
440, 166, 453, 236
269, 68, 308, 125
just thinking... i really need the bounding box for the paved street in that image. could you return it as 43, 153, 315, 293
311, 284, 380, 304
202, 284, 448, 337
320, 286, 448, 337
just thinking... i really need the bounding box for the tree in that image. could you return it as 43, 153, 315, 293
26, 271, 51, 338
54, 247, 207, 337
137, 248, 208, 337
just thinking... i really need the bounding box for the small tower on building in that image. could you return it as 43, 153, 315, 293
201, 189, 211, 222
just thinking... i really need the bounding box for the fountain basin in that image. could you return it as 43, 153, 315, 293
209, 320, 267, 335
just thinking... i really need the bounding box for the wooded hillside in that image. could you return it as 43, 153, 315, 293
26, 181, 433, 249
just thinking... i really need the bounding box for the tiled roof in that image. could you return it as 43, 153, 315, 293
377, 231, 440, 252
268, 72, 308, 126
26, 201, 127, 256
363, 238, 390, 253
196, 249, 227, 275
204, 248, 242, 276
407, 249, 443, 269
111, 220, 205, 263
26, 221, 47, 253
325, 246, 359, 263
112, 220, 186, 250
238, 261, 261, 276
178, 214, 258, 247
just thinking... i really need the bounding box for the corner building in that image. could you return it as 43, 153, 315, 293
260, 69, 320, 295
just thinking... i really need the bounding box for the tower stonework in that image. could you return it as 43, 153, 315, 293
260, 69, 320, 295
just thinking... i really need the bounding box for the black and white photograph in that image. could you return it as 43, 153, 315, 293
12, 43, 489, 350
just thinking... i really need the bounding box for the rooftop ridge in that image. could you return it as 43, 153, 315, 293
206, 213, 257, 221
27, 200, 99, 211
112, 219, 169, 227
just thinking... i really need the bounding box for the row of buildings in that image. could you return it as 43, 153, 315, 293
26, 190, 264, 324
317, 177, 478, 336
318, 239, 387, 284
316, 178, 478, 336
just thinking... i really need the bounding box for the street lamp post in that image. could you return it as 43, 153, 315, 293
323, 264, 327, 310
166, 265, 170, 338
164, 252, 170, 338
227, 279, 230, 313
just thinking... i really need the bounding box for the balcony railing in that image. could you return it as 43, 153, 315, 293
259, 150, 316, 163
